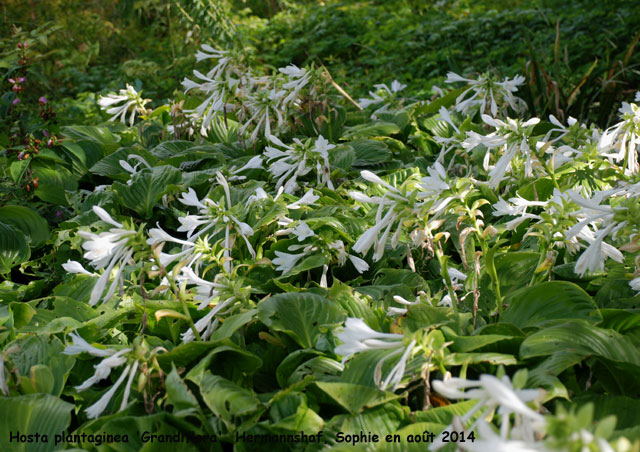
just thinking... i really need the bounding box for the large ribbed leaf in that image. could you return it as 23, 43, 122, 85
258, 292, 346, 349
315, 382, 401, 415
60, 141, 104, 176
350, 139, 393, 166
520, 320, 640, 369
502, 281, 601, 329
113, 165, 181, 218
0, 394, 73, 452
197, 371, 263, 423
90, 146, 157, 179
0, 221, 30, 274
343, 121, 401, 139
0, 205, 50, 247
61, 125, 120, 147
490, 251, 539, 297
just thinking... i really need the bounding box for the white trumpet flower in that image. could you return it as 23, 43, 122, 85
98, 84, 150, 126
335, 318, 413, 391
76, 206, 136, 305
75, 348, 131, 392
63, 332, 115, 358
431, 374, 545, 451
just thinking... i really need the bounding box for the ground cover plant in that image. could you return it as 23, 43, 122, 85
1, 1, 640, 451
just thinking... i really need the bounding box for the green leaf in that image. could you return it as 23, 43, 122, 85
329, 145, 356, 170
0, 394, 73, 452
350, 139, 393, 166
60, 141, 104, 176
156, 341, 218, 370
489, 252, 539, 297
565, 394, 640, 431
185, 343, 263, 383
9, 159, 29, 184
269, 392, 324, 433
520, 320, 640, 368
258, 292, 346, 349
4, 335, 75, 397
210, 309, 257, 342
113, 165, 182, 218
599, 309, 640, 346
502, 281, 601, 329
150, 140, 196, 158
165, 365, 200, 416
441, 326, 513, 352
414, 87, 467, 116
413, 400, 479, 424
196, 371, 263, 423
9, 301, 36, 328
0, 205, 50, 247
32, 165, 78, 205
0, 221, 30, 274
89, 146, 156, 179
444, 352, 518, 366
61, 125, 120, 147
315, 382, 401, 415
343, 121, 401, 139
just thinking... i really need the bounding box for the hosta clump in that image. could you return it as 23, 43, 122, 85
5, 33, 640, 450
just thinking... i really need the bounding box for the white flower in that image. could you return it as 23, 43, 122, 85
379, 339, 416, 391
248, 187, 269, 204
430, 374, 545, 451
85, 363, 132, 419
358, 80, 406, 112
179, 187, 207, 209
77, 207, 136, 305
287, 189, 319, 209
455, 420, 548, 452
176, 267, 224, 309
335, 318, 403, 361
119, 359, 139, 411
292, 221, 315, 242
63, 332, 115, 358
98, 84, 150, 126
599, 98, 640, 173
75, 349, 131, 392
348, 254, 369, 273
630, 276, 640, 291
446, 72, 526, 116
62, 260, 93, 276
272, 251, 305, 274
180, 294, 237, 343
574, 224, 623, 276
335, 318, 414, 391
